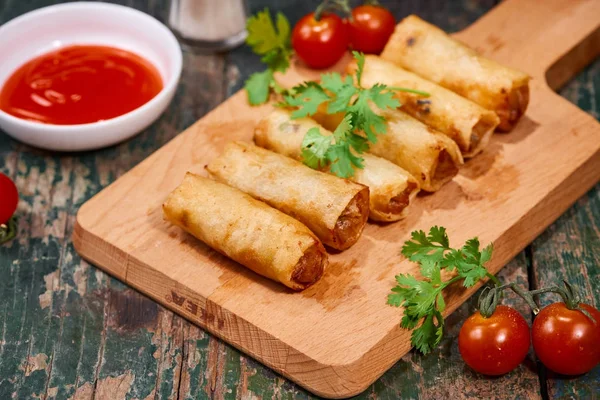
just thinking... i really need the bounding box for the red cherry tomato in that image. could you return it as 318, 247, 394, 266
0, 173, 18, 225
292, 12, 349, 69
532, 302, 600, 375
459, 305, 530, 375
349, 5, 396, 54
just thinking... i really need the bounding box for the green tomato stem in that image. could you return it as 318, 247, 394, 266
0, 215, 17, 244
485, 272, 501, 286
387, 87, 431, 97
315, 0, 352, 21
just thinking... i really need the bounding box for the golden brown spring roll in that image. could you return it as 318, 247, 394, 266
163, 173, 327, 290
381, 15, 530, 131
254, 109, 420, 222
313, 108, 463, 192
347, 56, 499, 158
206, 141, 369, 250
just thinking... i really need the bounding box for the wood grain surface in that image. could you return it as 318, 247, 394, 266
0, 0, 598, 399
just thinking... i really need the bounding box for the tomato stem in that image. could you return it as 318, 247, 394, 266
315, 0, 352, 22
528, 282, 596, 323
0, 215, 17, 244
478, 282, 540, 318
477, 280, 597, 323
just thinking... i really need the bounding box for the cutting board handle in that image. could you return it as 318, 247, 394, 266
454, 0, 600, 90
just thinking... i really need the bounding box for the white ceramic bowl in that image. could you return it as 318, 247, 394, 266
0, 2, 182, 151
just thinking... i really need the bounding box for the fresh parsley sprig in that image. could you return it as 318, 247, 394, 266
388, 227, 497, 354
281, 52, 428, 178
284, 52, 406, 142
301, 113, 369, 178
244, 9, 293, 105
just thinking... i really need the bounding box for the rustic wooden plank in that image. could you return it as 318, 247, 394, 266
0, 2, 227, 399
531, 59, 600, 400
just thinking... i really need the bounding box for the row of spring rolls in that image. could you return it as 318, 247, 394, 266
163, 15, 531, 292
162, 102, 464, 291
381, 15, 530, 132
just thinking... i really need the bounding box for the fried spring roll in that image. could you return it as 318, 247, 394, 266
163, 173, 327, 290
206, 142, 369, 250
347, 56, 499, 158
254, 109, 420, 222
381, 15, 530, 131
313, 109, 463, 192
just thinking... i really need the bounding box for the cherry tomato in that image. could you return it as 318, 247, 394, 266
292, 12, 349, 69
532, 302, 600, 375
459, 305, 530, 375
0, 173, 18, 225
349, 5, 396, 54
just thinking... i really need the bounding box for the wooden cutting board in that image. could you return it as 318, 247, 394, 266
73, 0, 600, 398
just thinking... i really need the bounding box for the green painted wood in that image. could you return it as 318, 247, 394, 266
0, 0, 598, 399
531, 60, 600, 400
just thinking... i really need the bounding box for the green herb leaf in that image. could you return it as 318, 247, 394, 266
411, 311, 444, 354
368, 83, 401, 110
325, 114, 363, 178
301, 127, 331, 169
246, 9, 289, 57
326, 144, 357, 178
321, 73, 356, 113
284, 82, 330, 118
261, 48, 290, 73
401, 227, 450, 278
283, 51, 426, 176
245, 69, 274, 105
244, 9, 293, 105
389, 227, 494, 354
352, 51, 365, 87
441, 239, 493, 287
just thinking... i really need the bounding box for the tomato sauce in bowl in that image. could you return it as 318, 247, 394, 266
0, 45, 163, 125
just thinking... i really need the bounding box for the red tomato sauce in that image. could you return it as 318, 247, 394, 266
0, 45, 163, 125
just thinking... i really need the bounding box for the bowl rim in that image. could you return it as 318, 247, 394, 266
0, 1, 183, 132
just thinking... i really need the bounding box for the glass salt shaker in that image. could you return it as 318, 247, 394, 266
168, 0, 248, 52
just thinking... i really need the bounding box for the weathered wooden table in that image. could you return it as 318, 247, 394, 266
0, 1, 598, 399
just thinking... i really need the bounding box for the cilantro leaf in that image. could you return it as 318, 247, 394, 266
411, 311, 444, 354
246, 9, 289, 57
327, 114, 365, 177
368, 84, 401, 110
245, 69, 274, 105
298, 109, 364, 178
244, 9, 292, 105
275, 12, 291, 44
346, 133, 369, 154
282, 51, 429, 177
352, 51, 365, 87
284, 82, 330, 118
261, 48, 290, 73
331, 112, 353, 142
348, 92, 388, 142
401, 227, 450, 278
389, 227, 494, 355
321, 73, 356, 113
327, 144, 357, 178
301, 127, 331, 169
441, 239, 493, 287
